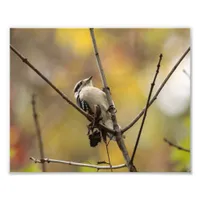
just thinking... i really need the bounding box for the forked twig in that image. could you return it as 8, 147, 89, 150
30, 157, 126, 170
122, 47, 190, 134
31, 94, 46, 172
90, 28, 136, 172
164, 138, 190, 153
130, 54, 163, 163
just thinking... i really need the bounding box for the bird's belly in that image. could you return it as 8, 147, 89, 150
80, 87, 109, 118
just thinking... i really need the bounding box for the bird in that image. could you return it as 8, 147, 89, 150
73, 76, 116, 146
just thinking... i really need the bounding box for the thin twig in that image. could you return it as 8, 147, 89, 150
130, 54, 163, 163
122, 47, 190, 134
10, 44, 114, 135
30, 157, 126, 170
31, 94, 46, 172
164, 138, 190, 153
89, 28, 137, 172
183, 69, 190, 79
104, 140, 113, 172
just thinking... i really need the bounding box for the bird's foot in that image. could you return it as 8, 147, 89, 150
107, 105, 117, 113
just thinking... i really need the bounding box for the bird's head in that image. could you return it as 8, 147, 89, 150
73, 76, 93, 96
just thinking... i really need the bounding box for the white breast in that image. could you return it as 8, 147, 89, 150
79, 86, 118, 140
79, 86, 110, 122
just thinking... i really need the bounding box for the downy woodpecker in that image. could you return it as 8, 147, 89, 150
73, 76, 115, 145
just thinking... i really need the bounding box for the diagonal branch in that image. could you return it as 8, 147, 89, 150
122, 47, 190, 134
130, 54, 163, 163
30, 157, 126, 170
89, 28, 137, 172
164, 138, 190, 153
10, 44, 114, 135
31, 94, 46, 172
10, 45, 87, 117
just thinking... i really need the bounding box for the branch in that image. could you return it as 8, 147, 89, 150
31, 94, 46, 172
130, 54, 163, 163
164, 138, 190, 153
122, 47, 190, 133
30, 157, 126, 170
89, 28, 137, 172
10, 45, 114, 135
104, 140, 113, 172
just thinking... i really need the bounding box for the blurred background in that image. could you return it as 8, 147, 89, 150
10, 28, 190, 172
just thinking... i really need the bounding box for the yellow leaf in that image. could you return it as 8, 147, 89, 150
56, 29, 92, 56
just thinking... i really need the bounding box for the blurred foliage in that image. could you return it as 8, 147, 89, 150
171, 115, 190, 171
21, 163, 41, 172
170, 135, 190, 171
10, 28, 190, 172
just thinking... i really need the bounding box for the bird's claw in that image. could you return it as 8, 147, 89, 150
107, 105, 117, 113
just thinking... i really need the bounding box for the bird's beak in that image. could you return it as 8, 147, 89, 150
87, 76, 93, 81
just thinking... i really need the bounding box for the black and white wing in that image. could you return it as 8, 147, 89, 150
76, 95, 93, 115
